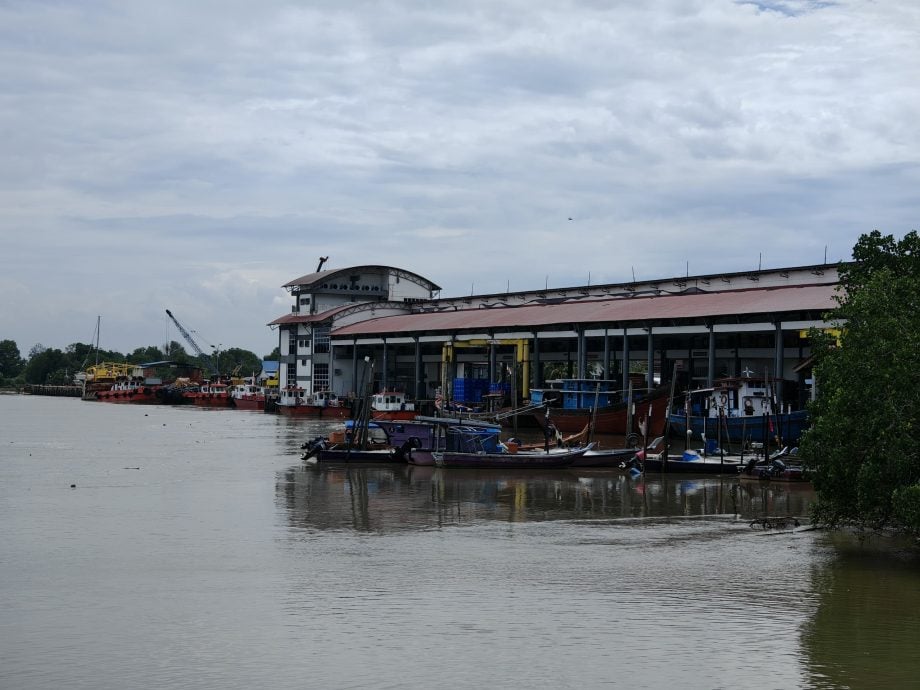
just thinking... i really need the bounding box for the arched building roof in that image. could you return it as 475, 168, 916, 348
283, 265, 440, 292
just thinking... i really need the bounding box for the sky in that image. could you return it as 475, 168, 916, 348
1, 0, 918, 358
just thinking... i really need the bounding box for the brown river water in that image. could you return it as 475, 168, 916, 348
1, 395, 918, 689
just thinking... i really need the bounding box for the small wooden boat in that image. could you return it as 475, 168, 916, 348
635, 448, 744, 474
572, 446, 640, 468
738, 451, 808, 482
432, 443, 594, 469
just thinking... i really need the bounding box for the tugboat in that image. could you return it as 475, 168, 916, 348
369, 389, 416, 421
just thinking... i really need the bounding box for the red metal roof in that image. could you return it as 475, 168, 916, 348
332, 284, 839, 337
267, 304, 354, 326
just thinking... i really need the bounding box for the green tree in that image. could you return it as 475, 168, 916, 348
800, 230, 920, 533
128, 345, 166, 363
22, 347, 69, 384
0, 339, 24, 379
219, 347, 262, 378
264, 346, 280, 361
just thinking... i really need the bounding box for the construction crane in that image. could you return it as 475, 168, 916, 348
165, 309, 218, 377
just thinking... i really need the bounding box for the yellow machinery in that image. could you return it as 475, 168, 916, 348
441, 338, 531, 400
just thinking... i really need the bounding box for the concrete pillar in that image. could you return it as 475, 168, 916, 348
774, 321, 784, 403
351, 340, 358, 397
532, 333, 541, 389
577, 326, 586, 379
381, 339, 388, 391
621, 328, 630, 396
707, 324, 716, 387
414, 336, 422, 400
646, 328, 654, 392
603, 328, 610, 380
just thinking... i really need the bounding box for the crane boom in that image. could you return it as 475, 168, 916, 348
165, 309, 217, 376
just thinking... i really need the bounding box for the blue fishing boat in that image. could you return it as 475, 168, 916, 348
668, 376, 809, 446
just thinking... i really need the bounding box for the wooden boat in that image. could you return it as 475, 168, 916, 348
667, 376, 809, 446
572, 446, 642, 468
276, 387, 351, 418
370, 415, 503, 466
634, 448, 744, 474
737, 451, 808, 482
432, 442, 594, 469
301, 421, 393, 461
531, 379, 670, 439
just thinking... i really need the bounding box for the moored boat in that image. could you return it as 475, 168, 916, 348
230, 383, 267, 411
369, 389, 416, 420
374, 415, 503, 466
432, 442, 595, 470
276, 387, 351, 418
186, 382, 233, 407
738, 450, 808, 482
668, 376, 808, 446
634, 447, 744, 474
95, 379, 162, 404
531, 378, 670, 439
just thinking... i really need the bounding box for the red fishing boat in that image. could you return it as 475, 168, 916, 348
186, 382, 233, 407
275, 387, 350, 418
230, 383, 267, 411
369, 390, 416, 421
95, 379, 162, 404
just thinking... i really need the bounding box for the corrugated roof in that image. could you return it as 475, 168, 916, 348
332, 284, 839, 337
267, 304, 354, 326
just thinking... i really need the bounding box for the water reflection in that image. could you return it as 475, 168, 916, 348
277, 463, 817, 532
802, 533, 920, 689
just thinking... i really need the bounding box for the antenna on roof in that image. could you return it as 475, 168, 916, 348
631, 267, 636, 282
758, 253, 762, 272
824, 245, 828, 264
316, 256, 329, 272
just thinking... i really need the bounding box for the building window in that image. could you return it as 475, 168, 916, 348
287, 332, 296, 355
299, 296, 311, 305
298, 338, 309, 349
313, 363, 329, 391
286, 366, 297, 388
314, 326, 330, 354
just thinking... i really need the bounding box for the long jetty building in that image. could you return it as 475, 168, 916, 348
268, 261, 838, 410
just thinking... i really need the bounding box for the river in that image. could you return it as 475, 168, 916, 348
1, 395, 918, 689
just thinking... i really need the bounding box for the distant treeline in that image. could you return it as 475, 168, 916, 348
0, 339, 280, 387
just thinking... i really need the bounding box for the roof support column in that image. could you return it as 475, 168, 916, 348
381, 338, 388, 392
414, 336, 422, 401
621, 328, 630, 398
774, 320, 784, 405
532, 332, 541, 390
707, 324, 716, 388
489, 336, 497, 385
646, 327, 654, 392
603, 328, 610, 379
351, 339, 358, 397
576, 326, 586, 379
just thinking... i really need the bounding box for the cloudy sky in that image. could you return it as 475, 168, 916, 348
2, 0, 918, 357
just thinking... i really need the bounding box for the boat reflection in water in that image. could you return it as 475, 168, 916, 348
277, 463, 816, 533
